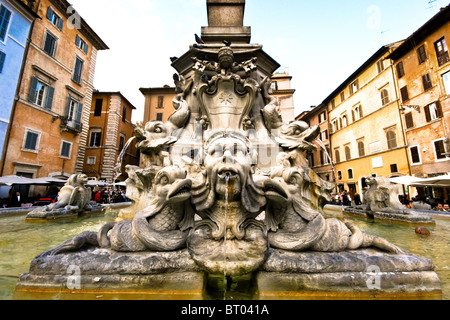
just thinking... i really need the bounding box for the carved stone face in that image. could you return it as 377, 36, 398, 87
204, 136, 252, 199
78, 174, 89, 185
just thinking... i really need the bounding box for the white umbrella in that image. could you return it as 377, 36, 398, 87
390, 175, 450, 187
0, 175, 35, 186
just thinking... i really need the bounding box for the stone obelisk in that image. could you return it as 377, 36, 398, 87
201, 0, 251, 43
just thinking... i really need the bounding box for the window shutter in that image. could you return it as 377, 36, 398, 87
424, 105, 431, 122
66, 96, 72, 118
0, 51, 5, 73
45, 86, 55, 110
75, 35, 80, 47
57, 17, 63, 31
84, 43, 89, 54
436, 101, 443, 118
28, 77, 39, 102
75, 102, 83, 130
46, 7, 53, 20
405, 112, 414, 129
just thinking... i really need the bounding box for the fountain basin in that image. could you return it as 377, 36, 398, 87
341, 206, 436, 225
15, 246, 441, 300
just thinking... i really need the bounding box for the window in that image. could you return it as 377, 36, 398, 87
60, 141, 72, 158
340, 92, 345, 102
434, 37, 449, 67
0, 5, 11, 42
72, 57, 84, 84
352, 105, 363, 122
270, 81, 278, 91
0, 51, 5, 73
390, 164, 398, 173
320, 149, 329, 165
43, 32, 57, 57
119, 134, 125, 152
320, 130, 328, 141
345, 146, 351, 161
417, 45, 427, 64
381, 89, 390, 106
94, 99, 102, 117
409, 146, 421, 165
337, 171, 342, 180
400, 86, 409, 103
358, 141, 365, 157
28, 77, 55, 110
386, 130, 397, 149
66, 97, 83, 130
157, 96, 164, 109
87, 156, 96, 165
89, 130, 102, 147
422, 73, 433, 91
348, 169, 354, 180
308, 153, 314, 167
377, 59, 385, 74
330, 99, 335, 109
46, 7, 63, 31
443, 71, 450, 95
350, 80, 359, 95
396, 62, 405, 78
331, 119, 337, 133
424, 102, 443, 122
23, 129, 40, 152
75, 35, 89, 54
156, 113, 163, 121
319, 111, 327, 123
122, 106, 127, 122
405, 112, 414, 129
335, 149, 341, 163
434, 139, 448, 161
341, 114, 348, 128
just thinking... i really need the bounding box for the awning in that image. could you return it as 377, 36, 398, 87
0, 175, 67, 186
390, 175, 450, 188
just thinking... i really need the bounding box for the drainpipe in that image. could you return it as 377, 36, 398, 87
0, 3, 41, 176
390, 58, 413, 199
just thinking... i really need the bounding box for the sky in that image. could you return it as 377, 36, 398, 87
68, 0, 450, 123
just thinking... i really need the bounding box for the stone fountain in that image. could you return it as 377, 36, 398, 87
343, 176, 435, 225
15, 0, 441, 299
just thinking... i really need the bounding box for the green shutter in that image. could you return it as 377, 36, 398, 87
66, 96, 72, 118
75, 102, 83, 130
28, 77, 39, 103
45, 86, 55, 110
46, 7, 53, 20
57, 17, 63, 31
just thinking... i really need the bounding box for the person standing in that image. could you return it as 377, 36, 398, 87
10, 191, 22, 207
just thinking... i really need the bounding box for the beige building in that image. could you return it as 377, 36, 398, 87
140, 85, 176, 125
0, 0, 108, 184
271, 69, 295, 123
323, 42, 411, 200
387, 5, 450, 201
